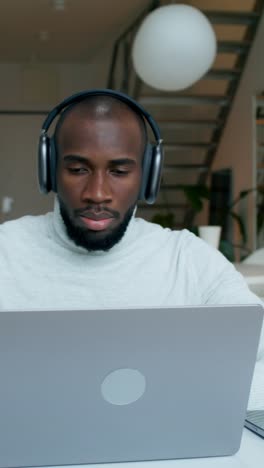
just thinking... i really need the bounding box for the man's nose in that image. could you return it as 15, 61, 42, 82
81, 172, 112, 204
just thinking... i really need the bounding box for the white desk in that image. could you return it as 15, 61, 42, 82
234, 263, 264, 298
47, 429, 263, 468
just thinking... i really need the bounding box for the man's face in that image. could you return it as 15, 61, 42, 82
56, 112, 143, 251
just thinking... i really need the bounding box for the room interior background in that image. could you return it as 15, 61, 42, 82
0, 0, 264, 259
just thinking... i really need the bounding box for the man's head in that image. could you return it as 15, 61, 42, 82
54, 95, 147, 251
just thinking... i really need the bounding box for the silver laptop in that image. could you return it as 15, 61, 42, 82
0, 305, 263, 468
245, 410, 264, 438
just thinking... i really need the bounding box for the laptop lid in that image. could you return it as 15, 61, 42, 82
0, 305, 263, 467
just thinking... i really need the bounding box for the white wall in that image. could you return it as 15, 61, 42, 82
211, 12, 264, 253
0, 46, 112, 221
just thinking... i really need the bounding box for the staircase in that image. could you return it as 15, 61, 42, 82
107, 0, 264, 230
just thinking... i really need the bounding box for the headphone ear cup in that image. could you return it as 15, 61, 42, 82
138, 143, 153, 201
145, 143, 163, 204
38, 134, 51, 194
49, 136, 57, 192
139, 143, 164, 204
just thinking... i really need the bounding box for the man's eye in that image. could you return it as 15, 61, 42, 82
111, 169, 129, 175
68, 167, 87, 174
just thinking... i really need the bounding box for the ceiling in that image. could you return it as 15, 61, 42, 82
0, 0, 259, 64
0, 0, 150, 62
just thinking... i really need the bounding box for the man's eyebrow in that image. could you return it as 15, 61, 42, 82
109, 158, 136, 166
63, 155, 88, 164
63, 155, 136, 166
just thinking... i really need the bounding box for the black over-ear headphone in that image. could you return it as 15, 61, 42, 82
38, 88, 164, 204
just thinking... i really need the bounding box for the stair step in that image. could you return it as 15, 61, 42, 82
140, 96, 229, 107
163, 164, 208, 172
159, 185, 206, 191
158, 120, 221, 129
164, 143, 216, 151
205, 10, 260, 25
218, 40, 250, 54
206, 69, 241, 80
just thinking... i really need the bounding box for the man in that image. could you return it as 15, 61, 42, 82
0, 90, 263, 409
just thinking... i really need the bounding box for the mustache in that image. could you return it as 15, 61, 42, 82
74, 206, 120, 219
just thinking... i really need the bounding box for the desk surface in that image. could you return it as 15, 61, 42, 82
47, 429, 263, 468
234, 263, 264, 298
234, 263, 264, 285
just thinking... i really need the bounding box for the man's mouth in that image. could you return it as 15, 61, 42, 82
79, 213, 115, 231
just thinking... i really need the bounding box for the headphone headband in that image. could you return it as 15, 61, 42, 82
41, 88, 161, 144
38, 88, 164, 204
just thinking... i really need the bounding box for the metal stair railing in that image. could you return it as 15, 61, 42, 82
107, 1, 264, 229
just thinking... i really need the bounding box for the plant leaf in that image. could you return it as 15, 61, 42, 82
179, 185, 210, 213
219, 240, 235, 262
229, 211, 247, 244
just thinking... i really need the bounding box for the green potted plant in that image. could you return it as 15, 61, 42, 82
151, 184, 210, 229
151, 184, 264, 262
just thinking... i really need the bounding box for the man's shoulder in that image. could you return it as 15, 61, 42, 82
134, 218, 227, 260
134, 217, 197, 246
0, 212, 52, 242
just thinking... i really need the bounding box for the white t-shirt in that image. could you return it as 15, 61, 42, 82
0, 200, 263, 409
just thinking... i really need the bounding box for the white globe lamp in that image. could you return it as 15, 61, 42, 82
132, 4, 217, 91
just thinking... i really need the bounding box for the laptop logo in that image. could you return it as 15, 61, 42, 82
101, 368, 146, 406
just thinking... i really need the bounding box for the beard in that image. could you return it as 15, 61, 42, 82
58, 197, 136, 252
